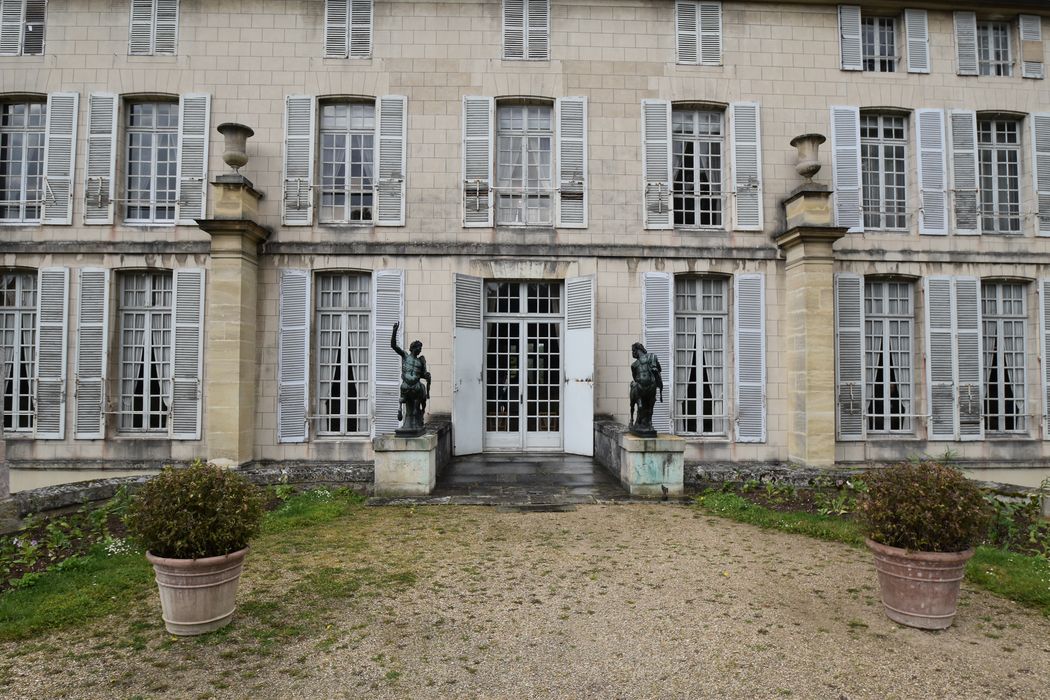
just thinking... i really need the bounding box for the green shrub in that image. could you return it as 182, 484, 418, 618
859, 461, 992, 553
126, 461, 264, 559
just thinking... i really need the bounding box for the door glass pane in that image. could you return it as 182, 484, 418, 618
485, 321, 520, 433
526, 322, 560, 433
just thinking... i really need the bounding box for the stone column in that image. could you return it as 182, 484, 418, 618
197, 175, 270, 466
774, 186, 847, 468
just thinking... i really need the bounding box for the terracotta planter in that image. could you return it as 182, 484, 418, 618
146, 547, 249, 636
866, 538, 973, 630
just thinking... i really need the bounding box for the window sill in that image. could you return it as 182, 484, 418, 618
0, 222, 41, 229
674, 227, 729, 235
122, 222, 176, 229
112, 433, 171, 441
494, 225, 556, 233
313, 435, 370, 441
677, 434, 730, 442
2, 433, 36, 440
865, 433, 919, 440
319, 222, 375, 230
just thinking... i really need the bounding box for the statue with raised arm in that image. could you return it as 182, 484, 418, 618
629, 342, 663, 438
391, 321, 431, 436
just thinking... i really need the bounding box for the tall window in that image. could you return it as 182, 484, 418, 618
0, 0, 46, 55
982, 282, 1026, 433
978, 118, 1021, 234
977, 21, 1012, 76
0, 102, 45, 223
864, 280, 912, 433
862, 16, 897, 72
496, 104, 553, 226
315, 273, 371, 435
674, 277, 726, 435
860, 113, 907, 230
125, 102, 178, 224
672, 109, 723, 228
0, 272, 35, 432
319, 103, 375, 223
118, 272, 172, 432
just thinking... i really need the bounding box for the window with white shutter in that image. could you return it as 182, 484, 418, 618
503, 0, 548, 61
1019, 15, 1044, 80
171, 268, 204, 440
981, 281, 1027, 435
673, 276, 727, 436
74, 268, 109, 440
835, 274, 864, 440
978, 117, 1022, 234
452, 273, 484, 455
555, 96, 587, 228
949, 110, 979, 235
734, 273, 765, 443
278, 269, 310, 443
43, 92, 78, 226
838, 5, 862, 71
1040, 279, 1050, 439
324, 0, 373, 59
860, 14, 899, 73
925, 276, 986, 441
125, 102, 179, 224
954, 11, 979, 76
730, 102, 762, 231
915, 108, 948, 235
176, 94, 210, 225
642, 271, 673, 434
976, 20, 1013, 77
84, 93, 117, 225
376, 95, 407, 226
128, 0, 178, 56
0, 271, 37, 433
0, 100, 46, 224
641, 99, 672, 230
672, 107, 725, 229
462, 96, 494, 227
372, 269, 403, 437
675, 1, 722, 66
34, 266, 68, 440
864, 280, 915, 433
564, 275, 594, 456
1032, 114, 1050, 237
955, 277, 983, 441
861, 112, 908, 231
117, 271, 172, 434
925, 276, 956, 439
904, 9, 929, 74
0, 0, 46, 56
283, 95, 316, 226
495, 102, 554, 226
831, 106, 862, 231
315, 272, 371, 435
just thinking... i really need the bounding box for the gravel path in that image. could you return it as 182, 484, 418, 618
3, 503, 1049, 699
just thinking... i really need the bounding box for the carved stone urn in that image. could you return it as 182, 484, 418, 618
217, 122, 255, 172
789, 133, 826, 181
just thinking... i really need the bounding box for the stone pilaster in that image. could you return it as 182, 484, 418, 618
775, 186, 847, 468
197, 175, 269, 466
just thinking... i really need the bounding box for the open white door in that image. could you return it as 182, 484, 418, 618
453, 274, 483, 455
564, 275, 595, 456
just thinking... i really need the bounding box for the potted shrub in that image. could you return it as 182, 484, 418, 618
859, 460, 992, 630
127, 461, 264, 636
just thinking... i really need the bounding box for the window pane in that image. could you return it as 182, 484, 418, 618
119, 272, 173, 432
495, 104, 553, 226
864, 281, 914, 433
672, 109, 724, 229
674, 277, 727, 435
319, 102, 376, 223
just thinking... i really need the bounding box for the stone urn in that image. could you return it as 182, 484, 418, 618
217, 122, 254, 172
146, 547, 249, 636
866, 538, 974, 630
789, 133, 826, 180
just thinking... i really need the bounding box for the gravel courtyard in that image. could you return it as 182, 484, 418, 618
3, 503, 1049, 699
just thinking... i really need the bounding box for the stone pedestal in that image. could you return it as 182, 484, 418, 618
616, 433, 685, 497
373, 432, 439, 497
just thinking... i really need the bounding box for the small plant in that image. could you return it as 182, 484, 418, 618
859, 460, 992, 553
126, 461, 265, 560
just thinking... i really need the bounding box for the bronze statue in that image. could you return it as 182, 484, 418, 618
391, 321, 431, 436
629, 341, 663, 437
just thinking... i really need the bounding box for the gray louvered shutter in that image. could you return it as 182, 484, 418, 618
675, 0, 698, 64
556, 96, 587, 228
176, 93, 210, 224
1020, 15, 1044, 80
699, 2, 722, 66
155, 0, 178, 55
954, 11, 978, 76
642, 271, 673, 434
128, 0, 153, 55
349, 0, 372, 58
372, 269, 404, 437
34, 267, 68, 440
735, 273, 765, 443
731, 102, 762, 231
955, 277, 982, 441
831, 105, 862, 231
170, 268, 204, 440
1041, 279, 1050, 439
835, 273, 864, 440
838, 5, 862, 71
925, 276, 955, 440
642, 99, 672, 230
1033, 114, 1050, 236
84, 93, 117, 225
905, 9, 930, 74
462, 96, 494, 227
22, 0, 45, 55
949, 110, 979, 235
452, 274, 483, 455
564, 275, 595, 456
324, 0, 348, 58
376, 95, 407, 226
502, 0, 524, 59
282, 95, 316, 226
526, 0, 549, 60
43, 92, 78, 225
916, 108, 948, 235
278, 269, 310, 443
0, 0, 23, 55
74, 268, 109, 440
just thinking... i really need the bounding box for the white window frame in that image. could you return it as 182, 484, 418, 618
0, 270, 36, 433
977, 20, 1013, 77
494, 101, 554, 227
124, 101, 179, 225
0, 0, 46, 56
978, 117, 1022, 234
0, 99, 46, 224
673, 276, 728, 436
860, 112, 908, 231
318, 101, 376, 224
117, 270, 172, 434
314, 272, 372, 436
863, 279, 914, 434
981, 281, 1027, 434
671, 107, 725, 230
861, 14, 899, 73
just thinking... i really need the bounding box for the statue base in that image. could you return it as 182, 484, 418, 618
615, 432, 685, 498
628, 424, 658, 438
395, 427, 425, 438
373, 432, 439, 497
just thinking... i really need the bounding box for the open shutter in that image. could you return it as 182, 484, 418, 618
128, 0, 154, 55
916, 109, 948, 235
34, 268, 68, 440
949, 110, 979, 235
730, 102, 762, 231
176, 93, 210, 225
1033, 114, 1050, 237
835, 274, 864, 441
376, 94, 407, 226
349, 0, 373, 58
74, 269, 109, 440
1020, 15, 1044, 80
462, 96, 494, 227
642, 271, 673, 433
831, 105, 862, 231
735, 273, 765, 443
675, 0, 698, 64
526, 0, 549, 60
453, 274, 483, 455
502, 0, 524, 59
154, 0, 178, 55
372, 269, 404, 437
556, 96, 587, 228
838, 5, 862, 71
954, 11, 978, 76
324, 0, 348, 58
43, 92, 79, 226
564, 275, 595, 456
277, 270, 310, 443
0, 0, 23, 55
22, 0, 45, 55
954, 277, 983, 441
282, 95, 316, 226
84, 93, 117, 225
1041, 280, 1050, 439
905, 9, 930, 74
641, 99, 672, 230
699, 2, 722, 66
170, 268, 204, 440
925, 276, 956, 440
